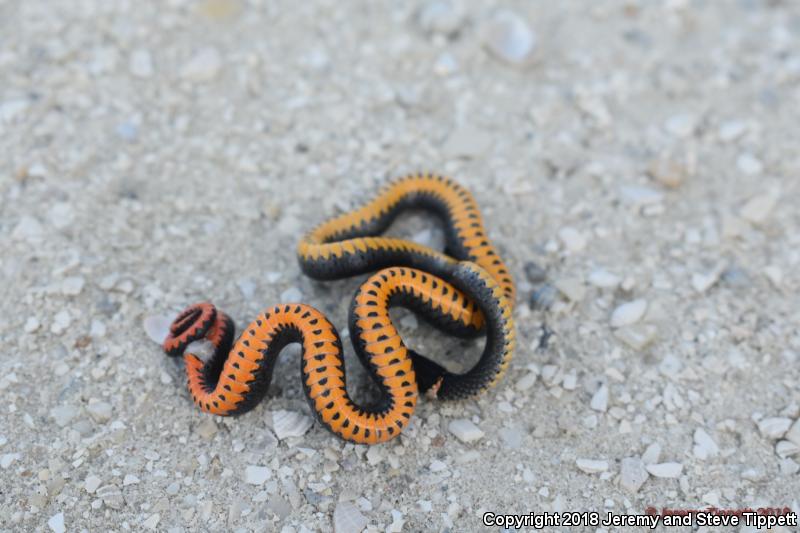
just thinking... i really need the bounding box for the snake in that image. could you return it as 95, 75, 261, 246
162, 173, 516, 444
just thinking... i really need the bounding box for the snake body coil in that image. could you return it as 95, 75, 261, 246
163, 174, 516, 444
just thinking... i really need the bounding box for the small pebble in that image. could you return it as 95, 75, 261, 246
442, 126, 493, 159
530, 284, 557, 310
51, 405, 78, 427
87, 401, 112, 423
129, 49, 154, 78
48, 512, 65, 533
646, 462, 683, 478
12, 216, 43, 240
588, 270, 620, 289
123, 474, 140, 486
775, 440, 800, 459
144, 314, 173, 344
736, 153, 763, 175
558, 227, 586, 252
24, 317, 40, 333
693, 428, 720, 460
614, 324, 658, 350
620, 458, 648, 493
590, 384, 609, 412
271, 410, 312, 440
244, 466, 272, 485
416, 1, 462, 37
641, 442, 661, 465
740, 191, 779, 224
758, 417, 792, 440
784, 419, 800, 446
575, 459, 608, 474
448, 419, 484, 443
1, 453, 21, 469
143, 513, 160, 530
481, 9, 536, 65
280, 287, 303, 303
84, 475, 102, 494
524, 262, 547, 283
180, 47, 222, 82
610, 300, 647, 328
429, 460, 447, 472
333, 501, 368, 533
554, 278, 585, 302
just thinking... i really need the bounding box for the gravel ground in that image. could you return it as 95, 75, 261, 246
2, 1, 799, 532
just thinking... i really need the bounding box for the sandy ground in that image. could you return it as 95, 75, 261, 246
2, 0, 800, 532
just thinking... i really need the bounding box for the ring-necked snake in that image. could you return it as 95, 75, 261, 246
163, 173, 516, 444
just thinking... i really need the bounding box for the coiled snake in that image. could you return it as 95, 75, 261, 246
162, 174, 516, 444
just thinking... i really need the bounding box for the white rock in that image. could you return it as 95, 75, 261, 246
515, 372, 538, 391
180, 47, 222, 82
442, 126, 493, 159
776, 440, 800, 459
87, 401, 112, 423
620, 185, 664, 206
758, 417, 792, 440
417, 1, 462, 36
143, 513, 160, 530
664, 113, 696, 138
366, 446, 383, 466
61, 276, 85, 296
24, 317, 40, 333
785, 419, 800, 446
48, 202, 75, 229
641, 442, 661, 465
85, 475, 102, 493
51, 310, 72, 334
763, 265, 783, 287
614, 324, 657, 350
333, 501, 368, 533
481, 9, 536, 65
646, 462, 683, 478
271, 410, 312, 440
12, 216, 44, 240
590, 384, 609, 412
718, 119, 747, 142
610, 300, 647, 328
429, 460, 447, 472
48, 512, 65, 533
588, 270, 620, 289
575, 458, 608, 474
693, 428, 719, 460
691, 271, 720, 293
244, 465, 272, 485
554, 278, 586, 302
90, 319, 107, 338
0, 98, 30, 122
648, 156, 687, 189
740, 191, 778, 224
1, 453, 20, 469
558, 227, 586, 252
50, 405, 78, 427
237, 279, 256, 299
448, 419, 484, 443
129, 49, 154, 78
736, 153, 763, 175
620, 457, 648, 493
280, 287, 303, 303
143, 314, 173, 345
387, 510, 405, 533
123, 474, 140, 486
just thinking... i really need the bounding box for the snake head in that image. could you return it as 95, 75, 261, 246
162, 302, 217, 357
